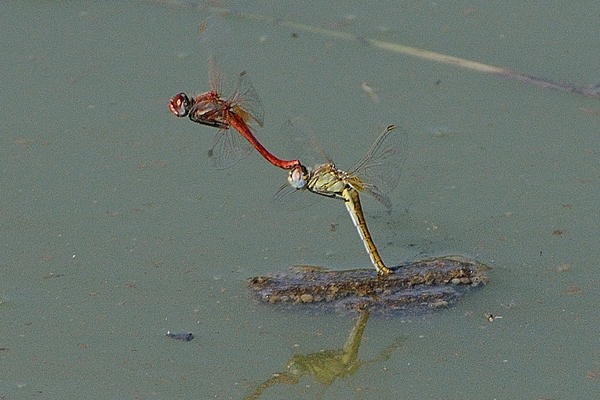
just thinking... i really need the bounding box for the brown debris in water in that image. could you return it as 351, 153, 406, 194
247, 256, 488, 314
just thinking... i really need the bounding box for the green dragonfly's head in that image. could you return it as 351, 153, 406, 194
288, 164, 310, 190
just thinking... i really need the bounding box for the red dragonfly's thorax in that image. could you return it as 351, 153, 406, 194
188, 97, 231, 129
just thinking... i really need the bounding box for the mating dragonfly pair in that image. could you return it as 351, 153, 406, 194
169, 59, 406, 275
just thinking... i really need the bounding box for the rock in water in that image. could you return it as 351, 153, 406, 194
247, 256, 488, 315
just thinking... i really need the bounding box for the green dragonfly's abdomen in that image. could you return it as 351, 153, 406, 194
342, 187, 391, 274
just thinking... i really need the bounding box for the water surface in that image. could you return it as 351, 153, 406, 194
1, 1, 599, 399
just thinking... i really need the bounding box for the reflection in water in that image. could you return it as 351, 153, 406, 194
244, 310, 405, 399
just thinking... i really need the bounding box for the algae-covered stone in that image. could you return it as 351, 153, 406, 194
247, 256, 488, 315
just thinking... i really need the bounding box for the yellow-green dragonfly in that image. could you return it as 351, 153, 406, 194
287, 125, 407, 275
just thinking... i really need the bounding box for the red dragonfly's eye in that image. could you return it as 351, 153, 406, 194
168, 93, 190, 117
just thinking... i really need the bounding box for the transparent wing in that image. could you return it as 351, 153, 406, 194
349, 125, 408, 198
356, 181, 392, 211
198, 20, 265, 127
198, 17, 228, 93
231, 71, 265, 127
206, 57, 222, 94
208, 128, 254, 170
280, 117, 332, 169
272, 174, 322, 212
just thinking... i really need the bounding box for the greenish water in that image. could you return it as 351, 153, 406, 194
1, 1, 599, 399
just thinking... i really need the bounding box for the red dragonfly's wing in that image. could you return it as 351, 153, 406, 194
208, 127, 254, 170
230, 71, 265, 127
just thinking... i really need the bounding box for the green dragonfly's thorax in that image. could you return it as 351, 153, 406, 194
306, 163, 355, 199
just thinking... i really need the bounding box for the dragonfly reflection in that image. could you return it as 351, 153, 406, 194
243, 310, 405, 399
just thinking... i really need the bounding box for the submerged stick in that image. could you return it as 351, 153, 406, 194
240, 12, 599, 98
154, 1, 600, 99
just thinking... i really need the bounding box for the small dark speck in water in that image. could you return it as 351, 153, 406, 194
166, 331, 194, 342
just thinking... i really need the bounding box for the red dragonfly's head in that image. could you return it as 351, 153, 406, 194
168, 93, 191, 117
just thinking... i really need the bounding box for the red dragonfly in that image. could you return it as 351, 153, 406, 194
169, 59, 299, 170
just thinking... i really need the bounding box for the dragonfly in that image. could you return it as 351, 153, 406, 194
286, 125, 407, 275
169, 59, 300, 170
